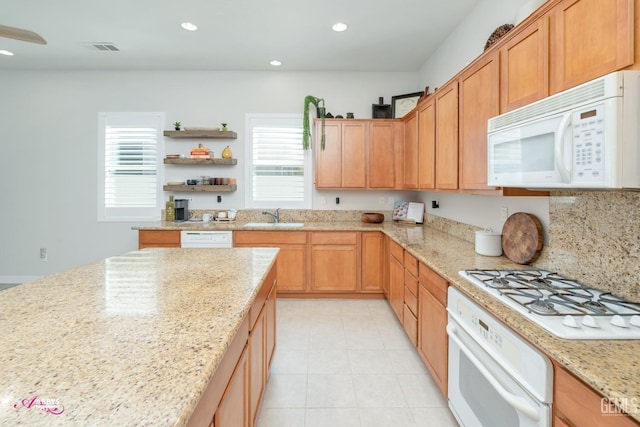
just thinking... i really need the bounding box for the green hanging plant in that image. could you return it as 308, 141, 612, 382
303, 95, 326, 150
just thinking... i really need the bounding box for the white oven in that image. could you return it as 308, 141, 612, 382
447, 287, 553, 427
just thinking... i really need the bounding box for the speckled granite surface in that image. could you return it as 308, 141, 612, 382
0, 247, 278, 427
135, 218, 640, 421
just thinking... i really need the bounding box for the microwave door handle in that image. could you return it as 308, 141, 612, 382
555, 113, 572, 183
446, 323, 541, 422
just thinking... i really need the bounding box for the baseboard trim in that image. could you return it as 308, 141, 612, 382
0, 275, 42, 284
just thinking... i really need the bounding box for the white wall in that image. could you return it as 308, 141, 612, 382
413, 0, 550, 238
0, 70, 418, 280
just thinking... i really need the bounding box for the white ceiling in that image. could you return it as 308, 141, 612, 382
0, 0, 479, 71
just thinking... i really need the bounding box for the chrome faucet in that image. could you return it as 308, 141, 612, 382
262, 208, 280, 223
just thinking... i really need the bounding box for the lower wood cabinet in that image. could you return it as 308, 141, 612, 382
310, 232, 359, 292
417, 262, 448, 397
361, 231, 386, 293
389, 240, 405, 321
214, 347, 249, 427
138, 230, 180, 249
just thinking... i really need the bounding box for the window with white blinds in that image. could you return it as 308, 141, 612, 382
97, 112, 164, 221
246, 114, 311, 209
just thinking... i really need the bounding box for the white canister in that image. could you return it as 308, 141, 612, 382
475, 230, 503, 257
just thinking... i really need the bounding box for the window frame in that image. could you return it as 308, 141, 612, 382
97, 112, 165, 222
244, 113, 312, 209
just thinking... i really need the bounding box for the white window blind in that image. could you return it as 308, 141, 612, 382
246, 114, 311, 209
97, 113, 164, 221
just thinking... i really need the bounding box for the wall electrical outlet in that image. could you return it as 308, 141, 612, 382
500, 206, 509, 221
40, 247, 48, 262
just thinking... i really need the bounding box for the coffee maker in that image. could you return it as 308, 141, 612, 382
174, 199, 189, 221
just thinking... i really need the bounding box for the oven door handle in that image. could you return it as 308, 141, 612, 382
446, 323, 541, 422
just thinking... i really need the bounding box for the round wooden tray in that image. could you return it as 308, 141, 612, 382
501, 212, 543, 264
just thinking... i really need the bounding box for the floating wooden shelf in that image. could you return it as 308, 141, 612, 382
163, 184, 237, 192
164, 158, 237, 165
163, 130, 237, 139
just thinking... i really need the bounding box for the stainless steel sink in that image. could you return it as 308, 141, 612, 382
243, 222, 304, 228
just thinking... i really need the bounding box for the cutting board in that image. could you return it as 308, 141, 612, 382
501, 212, 543, 264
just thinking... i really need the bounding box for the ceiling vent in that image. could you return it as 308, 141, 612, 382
81, 42, 119, 51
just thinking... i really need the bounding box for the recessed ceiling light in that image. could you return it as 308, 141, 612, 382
181, 22, 198, 31
332, 22, 348, 32
270, 60, 282, 66
0, 50, 14, 56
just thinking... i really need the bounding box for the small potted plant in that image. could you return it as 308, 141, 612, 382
303, 95, 326, 150
221, 123, 228, 132
173, 121, 182, 131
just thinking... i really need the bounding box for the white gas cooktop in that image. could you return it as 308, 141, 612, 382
459, 269, 640, 340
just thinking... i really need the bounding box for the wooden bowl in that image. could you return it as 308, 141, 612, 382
361, 212, 384, 223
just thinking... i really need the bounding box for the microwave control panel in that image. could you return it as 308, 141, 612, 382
572, 104, 605, 183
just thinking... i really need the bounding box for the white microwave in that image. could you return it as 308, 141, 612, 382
487, 71, 640, 189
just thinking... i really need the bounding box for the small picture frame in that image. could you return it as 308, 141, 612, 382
391, 91, 424, 118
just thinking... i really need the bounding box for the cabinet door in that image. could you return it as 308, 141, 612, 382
389, 255, 405, 322
418, 99, 436, 190
368, 122, 396, 188
500, 18, 549, 112
249, 309, 266, 427
435, 82, 459, 190
274, 246, 307, 292
403, 112, 419, 189
418, 284, 448, 397
361, 232, 385, 292
459, 53, 499, 191
550, 0, 633, 94
266, 283, 277, 367
310, 233, 359, 292
341, 122, 367, 188
214, 347, 249, 427
138, 230, 180, 249
315, 121, 342, 188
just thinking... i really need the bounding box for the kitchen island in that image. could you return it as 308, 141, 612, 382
0, 247, 279, 426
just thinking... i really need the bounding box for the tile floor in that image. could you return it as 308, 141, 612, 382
257, 298, 459, 427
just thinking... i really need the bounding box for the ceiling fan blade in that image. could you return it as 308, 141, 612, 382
0, 24, 47, 45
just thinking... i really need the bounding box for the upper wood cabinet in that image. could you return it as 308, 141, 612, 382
418, 98, 436, 190
315, 121, 366, 188
435, 82, 459, 190
368, 122, 397, 189
459, 52, 499, 191
403, 112, 419, 189
549, 0, 634, 94
500, 18, 549, 112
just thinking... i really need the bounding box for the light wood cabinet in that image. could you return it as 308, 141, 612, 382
403, 252, 419, 346
435, 82, 459, 190
214, 346, 249, 427
459, 52, 499, 191
500, 18, 549, 112
403, 111, 419, 189
418, 98, 436, 190
249, 307, 266, 427
234, 231, 308, 293
417, 263, 448, 397
549, 0, 634, 94
315, 121, 366, 188
310, 232, 359, 292
554, 363, 640, 427
265, 282, 277, 368
368, 122, 397, 189
361, 232, 386, 293
389, 240, 405, 322
138, 230, 180, 249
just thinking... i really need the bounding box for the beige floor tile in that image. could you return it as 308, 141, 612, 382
261, 374, 307, 408
352, 374, 407, 408
306, 374, 357, 408
256, 408, 306, 427
305, 408, 361, 427
359, 407, 417, 427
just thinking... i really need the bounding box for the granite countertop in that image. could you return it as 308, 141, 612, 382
136, 220, 640, 420
0, 247, 279, 427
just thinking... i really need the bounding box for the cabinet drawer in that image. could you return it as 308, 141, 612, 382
419, 263, 448, 306
403, 304, 418, 346
390, 240, 404, 261
139, 230, 180, 244
404, 286, 418, 316
311, 231, 357, 245
234, 231, 307, 245
404, 269, 418, 296
404, 252, 418, 277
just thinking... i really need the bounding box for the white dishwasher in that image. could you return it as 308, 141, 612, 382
180, 231, 233, 248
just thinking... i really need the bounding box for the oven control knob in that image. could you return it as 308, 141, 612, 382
581, 315, 599, 328
630, 315, 640, 328
611, 315, 629, 328
562, 315, 580, 328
